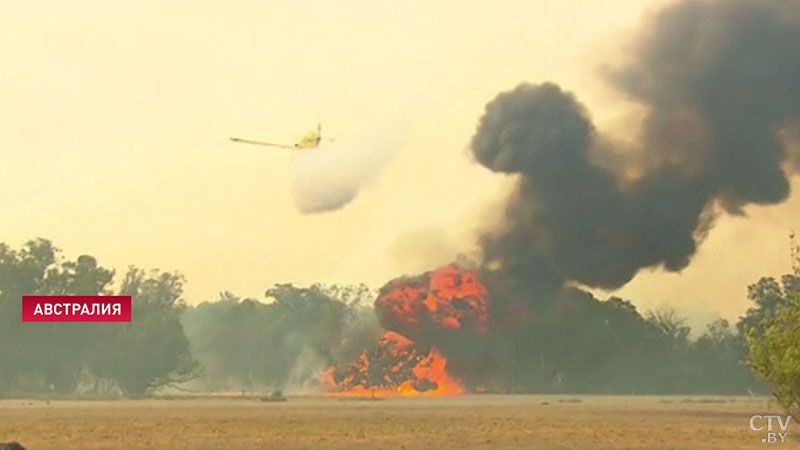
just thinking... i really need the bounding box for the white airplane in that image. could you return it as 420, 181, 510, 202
229, 124, 327, 150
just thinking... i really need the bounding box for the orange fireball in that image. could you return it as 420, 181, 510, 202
323, 265, 487, 397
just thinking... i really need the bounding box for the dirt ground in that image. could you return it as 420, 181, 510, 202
0, 395, 796, 449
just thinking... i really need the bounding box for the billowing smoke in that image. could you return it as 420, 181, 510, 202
290, 128, 403, 214
324, 0, 800, 396
472, 0, 800, 294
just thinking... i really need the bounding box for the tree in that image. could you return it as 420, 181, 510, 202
738, 276, 797, 335
745, 236, 800, 415
746, 292, 800, 415
692, 318, 758, 394
645, 308, 691, 351
0, 239, 115, 395
181, 283, 379, 391
88, 267, 199, 396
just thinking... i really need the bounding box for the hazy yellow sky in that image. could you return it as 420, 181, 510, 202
2, 0, 797, 324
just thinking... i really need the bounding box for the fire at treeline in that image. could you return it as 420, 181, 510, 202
2, 0, 800, 398
0, 239, 793, 398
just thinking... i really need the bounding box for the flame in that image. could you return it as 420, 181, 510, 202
323, 332, 464, 397
323, 265, 487, 397
376, 264, 489, 339
423, 265, 488, 334
404, 347, 464, 395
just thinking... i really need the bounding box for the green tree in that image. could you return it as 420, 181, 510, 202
88, 267, 199, 396
745, 236, 800, 415
182, 283, 378, 391
0, 239, 114, 395
746, 292, 800, 415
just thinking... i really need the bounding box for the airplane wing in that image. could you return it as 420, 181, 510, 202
229, 137, 295, 150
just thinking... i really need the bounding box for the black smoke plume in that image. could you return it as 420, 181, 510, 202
472, 0, 800, 294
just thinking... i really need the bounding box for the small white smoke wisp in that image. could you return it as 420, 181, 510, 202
290, 128, 403, 214
284, 345, 330, 395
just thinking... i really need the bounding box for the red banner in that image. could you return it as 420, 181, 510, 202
22, 296, 132, 322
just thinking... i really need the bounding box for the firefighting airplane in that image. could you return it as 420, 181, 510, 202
229, 124, 327, 150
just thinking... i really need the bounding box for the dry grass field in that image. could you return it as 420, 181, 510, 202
0, 395, 796, 449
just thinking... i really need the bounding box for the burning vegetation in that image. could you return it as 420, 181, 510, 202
2, 0, 799, 400
323, 265, 486, 396
324, 0, 800, 397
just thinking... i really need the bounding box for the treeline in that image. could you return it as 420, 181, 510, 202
488, 290, 763, 394
181, 285, 380, 393
0, 238, 792, 397
0, 239, 194, 396
0, 239, 379, 397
